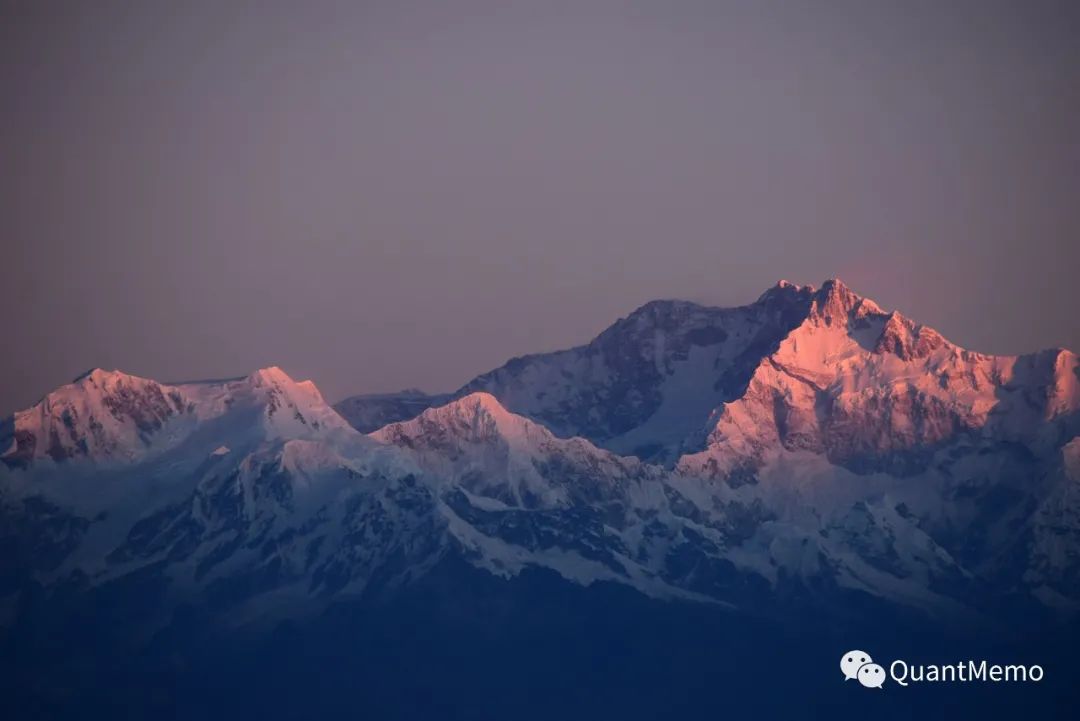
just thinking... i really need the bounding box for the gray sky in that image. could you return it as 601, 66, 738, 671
2, 0, 1078, 414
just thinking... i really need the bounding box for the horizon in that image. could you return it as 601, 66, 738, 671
9, 274, 1077, 417
4, 2, 1080, 418
8, 270, 1080, 416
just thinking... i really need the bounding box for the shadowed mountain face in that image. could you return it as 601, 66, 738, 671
338, 281, 818, 462
336, 280, 1079, 468
333, 388, 453, 434
2, 279, 1079, 720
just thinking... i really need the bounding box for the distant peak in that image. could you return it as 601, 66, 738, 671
418, 393, 534, 434
756, 279, 815, 304
258, 365, 289, 376
72, 367, 106, 382
599, 299, 713, 340
371, 391, 539, 446
874, 311, 948, 360
816, 278, 855, 304
626, 298, 704, 318
445, 391, 510, 416
69, 368, 152, 390
246, 366, 296, 386
809, 278, 884, 324
775, 278, 809, 291
72, 367, 128, 384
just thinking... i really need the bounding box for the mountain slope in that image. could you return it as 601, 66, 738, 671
0, 366, 439, 629
369, 393, 699, 597
337, 279, 1079, 472
337, 281, 816, 462
2, 280, 1079, 633
671, 279, 1080, 613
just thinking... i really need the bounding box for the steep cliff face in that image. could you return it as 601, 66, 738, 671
679, 279, 1080, 479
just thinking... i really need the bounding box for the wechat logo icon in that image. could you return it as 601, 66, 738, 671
841, 650, 886, 689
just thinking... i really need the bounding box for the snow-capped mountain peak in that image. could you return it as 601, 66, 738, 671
371, 392, 555, 452
234, 365, 351, 436
4, 278, 1078, 632
873, 311, 948, 360
1, 368, 192, 465
1, 366, 352, 468
754, 278, 815, 304
371, 392, 650, 511
418, 283, 828, 463
805, 278, 885, 325
245, 365, 295, 388
680, 279, 1079, 482
334, 278, 982, 467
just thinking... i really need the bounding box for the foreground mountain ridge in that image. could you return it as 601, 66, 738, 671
2, 279, 1079, 633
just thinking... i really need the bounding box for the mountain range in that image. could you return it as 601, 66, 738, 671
4, 278, 1077, 624
2, 278, 1079, 719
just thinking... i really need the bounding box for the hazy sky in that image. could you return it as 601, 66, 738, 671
2, 0, 1078, 414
